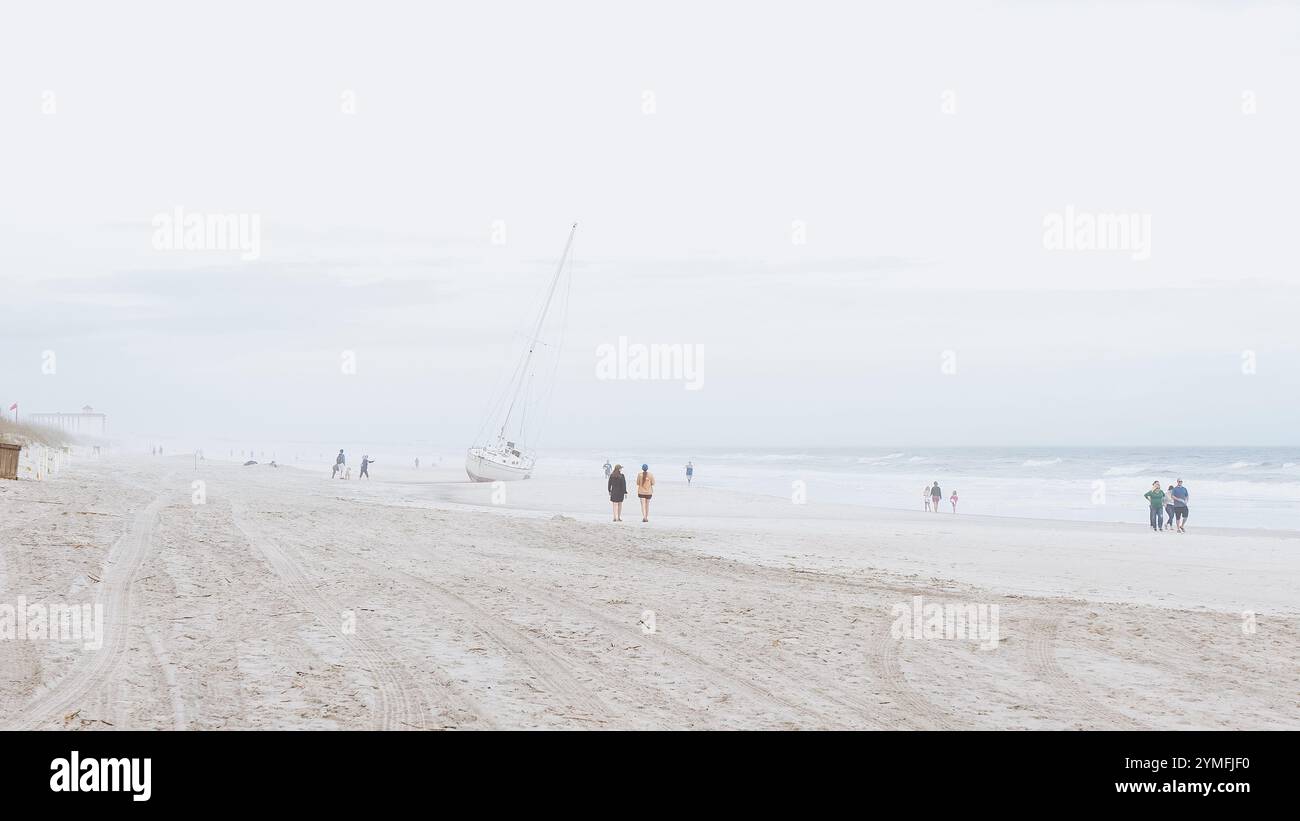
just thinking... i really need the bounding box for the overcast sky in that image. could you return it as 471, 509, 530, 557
2, 1, 1297, 448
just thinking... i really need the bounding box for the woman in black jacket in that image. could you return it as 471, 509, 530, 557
608, 464, 627, 522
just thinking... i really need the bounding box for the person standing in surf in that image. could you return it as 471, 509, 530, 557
608, 464, 627, 522
685, 461, 694, 484
637, 464, 656, 522
1144, 481, 1166, 531
930, 482, 942, 513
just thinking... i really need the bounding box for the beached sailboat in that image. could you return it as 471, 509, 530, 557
466, 223, 576, 482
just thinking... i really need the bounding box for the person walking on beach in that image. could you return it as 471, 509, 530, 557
360, 454, 374, 479
414, 457, 420, 470
608, 463, 627, 521
636, 464, 655, 522
923, 484, 932, 511
950, 490, 959, 513
603, 459, 612, 479
685, 461, 694, 484
332, 449, 346, 478
1164, 481, 1177, 531
1144, 481, 1166, 531
930, 482, 942, 513
1170, 479, 1189, 532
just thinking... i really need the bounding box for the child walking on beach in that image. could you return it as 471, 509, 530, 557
923, 484, 932, 511
636, 464, 655, 522
950, 491, 958, 513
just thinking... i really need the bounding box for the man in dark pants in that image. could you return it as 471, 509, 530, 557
1144, 481, 1166, 531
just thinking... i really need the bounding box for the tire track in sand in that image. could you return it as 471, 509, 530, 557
466, 521, 967, 727
1024, 615, 1145, 729
3, 489, 169, 730
144, 626, 188, 730
230, 500, 486, 730
435, 533, 894, 727
471, 572, 836, 727
334, 549, 627, 724
865, 623, 961, 730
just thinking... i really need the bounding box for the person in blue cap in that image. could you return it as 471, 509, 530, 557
636, 463, 656, 522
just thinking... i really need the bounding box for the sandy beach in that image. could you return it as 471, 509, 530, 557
1, 453, 1296, 730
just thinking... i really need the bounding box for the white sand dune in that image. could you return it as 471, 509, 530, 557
1, 454, 1296, 730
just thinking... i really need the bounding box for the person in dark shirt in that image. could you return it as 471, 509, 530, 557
1170, 479, 1189, 532
607, 464, 627, 522
1164, 480, 1177, 531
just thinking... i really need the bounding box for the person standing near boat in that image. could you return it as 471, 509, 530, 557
608, 464, 627, 521
930, 482, 942, 513
637, 464, 655, 522
1144, 481, 1166, 531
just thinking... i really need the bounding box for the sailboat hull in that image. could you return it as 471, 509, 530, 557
465, 450, 533, 482
465, 223, 577, 484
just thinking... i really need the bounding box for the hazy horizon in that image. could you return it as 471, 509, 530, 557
3, 1, 1297, 449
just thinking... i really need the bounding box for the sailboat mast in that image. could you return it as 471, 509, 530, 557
498, 222, 577, 439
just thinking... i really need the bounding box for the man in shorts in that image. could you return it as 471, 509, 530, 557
1170, 479, 1189, 532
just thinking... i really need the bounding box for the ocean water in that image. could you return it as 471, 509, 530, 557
133, 437, 1300, 531
547, 447, 1300, 531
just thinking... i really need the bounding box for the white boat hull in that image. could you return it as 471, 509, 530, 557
465, 449, 533, 482
465, 224, 576, 483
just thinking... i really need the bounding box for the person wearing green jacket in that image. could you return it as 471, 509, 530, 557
1143, 481, 1167, 531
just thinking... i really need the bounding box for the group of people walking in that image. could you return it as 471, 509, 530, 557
1144, 479, 1189, 532
331, 449, 374, 479
923, 482, 958, 513
601, 459, 696, 523
606, 463, 655, 522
